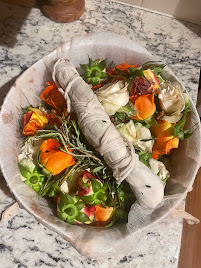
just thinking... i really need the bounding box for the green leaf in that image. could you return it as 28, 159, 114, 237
117, 103, 137, 118
157, 75, 164, 84
89, 58, 95, 68
76, 212, 90, 223
96, 191, 107, 202
45, 182, 60, 197
162, 177, 169, 185
18, 163, 31, 179
129, 66, 137, 73
90, 77, 100, 85
80, 182, 91, 189
61, 193, 74, 205
144, 116, 158, 128
58, 201, 65, 212
177, 131, 184, 139
183, 131, 193, 139
136, 151, 152, 167
98, 59, 106, 70
110, 208, 127, 224
152, 66, 165, 76
115, 67, 126, 76
80, 195, 95, 204
92, 166, 105, 173
75, 201, 85, 211
171, 113, 190, 138
83, 71, 91, 78
140, 138, 155, 142
141, 61, 166, 71
105, 195, 115, 207
114, 112, 126, 122
102, 221, 114, 228
100, 72, 108, 79
91, 177, 102, 192
176, 113, 188, 129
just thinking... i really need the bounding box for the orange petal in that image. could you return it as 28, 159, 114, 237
39, 150, 55, 166
107, 63, 137, 76
94, 205, 115, 227
45, 151, 75, 176
29, 108, 48, 125
40, 81, 66, 113
151, 120, 173, 140
131, 93, 156, 120
47, 113, 62, 128
165, 137, 179, 154
39, 139, 75, 175
40, 139, 60, 153
151, 120, 179, 157
152, 142, 167, 157
23, 118, 44, 136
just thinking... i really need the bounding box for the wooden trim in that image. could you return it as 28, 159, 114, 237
178, 168, 201, 268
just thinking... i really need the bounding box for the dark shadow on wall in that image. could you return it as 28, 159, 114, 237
0, 2, 32, 48
173, 0, 201, 37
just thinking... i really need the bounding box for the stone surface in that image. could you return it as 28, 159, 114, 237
0, 0, 200, 267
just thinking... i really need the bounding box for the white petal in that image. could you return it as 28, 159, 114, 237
149, 158, 170, 181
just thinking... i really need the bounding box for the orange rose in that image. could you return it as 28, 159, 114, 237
22, 107, 48, 136
130, 93, 156, 120
151, 120, 179, 159
39, 139, 75, 176
40, 81, 67, 114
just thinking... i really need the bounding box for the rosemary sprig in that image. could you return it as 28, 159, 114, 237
35, 114, 127, 210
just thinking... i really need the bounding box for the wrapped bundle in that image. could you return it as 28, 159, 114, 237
51, 59, 164, 209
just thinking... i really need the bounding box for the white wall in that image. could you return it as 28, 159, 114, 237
112, 0, 201, 25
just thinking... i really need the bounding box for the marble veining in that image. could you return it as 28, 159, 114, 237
0, 0, 201, 267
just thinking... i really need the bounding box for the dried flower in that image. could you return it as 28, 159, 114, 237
39, 139, 75, 176
22, 107, 48, 136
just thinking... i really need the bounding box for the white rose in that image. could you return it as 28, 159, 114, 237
116, 121, 154, 152
158, 81, 190, 123
134, 123, 154, 152
116, 120, 137, 143
149, 158, 170, 183
96, 81, 129, 115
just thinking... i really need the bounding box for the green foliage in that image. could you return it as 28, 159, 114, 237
80, 58, 108, 86
79, 178, 113, 207
141, 61, 166, 84
135, 150, 152, 167
57, 193, 90, 224
18, 164, 45, 193
117, 103, 137, 118
131, 115, 158, 129
171, 112, 196, 140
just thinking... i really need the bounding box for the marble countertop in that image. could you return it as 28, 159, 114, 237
0, 1, 200, 267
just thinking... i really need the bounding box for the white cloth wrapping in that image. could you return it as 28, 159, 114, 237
52, 58, 164, 209
0, 33, 200, 258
